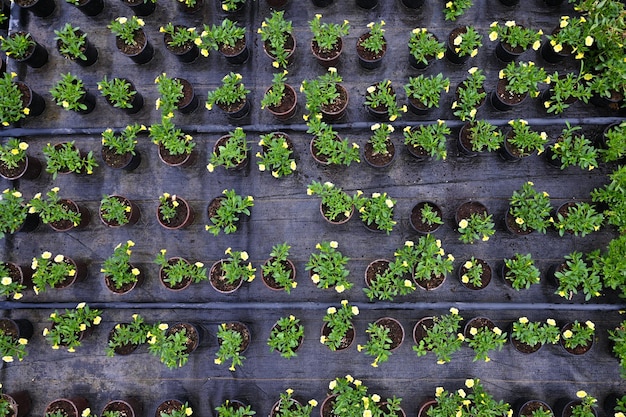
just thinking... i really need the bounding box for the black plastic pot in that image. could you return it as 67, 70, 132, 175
495, 42, 524, 62
0, 155, 42, 181
539, 40, 570, 63
174, 78, 199, 115
490, 79, 528, 112
15, 0, 56, 17
498, 0, 519, 5
73, 0, 104, 16
445, 28, 471, 65
16, 82, 46, 119
118, 32, 155, 65
311, 0, 332, 6
12, 36, 48, 68
219, 99, 251, 119
121, 0, 156, 15
219, 40, 250, 65
163, 31, 199, 63
177, 0, 202, 13
400, 0, 424, 8
76, 91, 97, 115
356, 0, 377, 8
57, 35, 98, 67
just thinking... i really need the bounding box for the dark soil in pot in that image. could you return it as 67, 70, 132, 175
49, 200, 89, 231
321, 322, 355, 350
321, 84, 348, 120
108, 324, 139, 355
458, 258, 491, 290
261, 258, 296, 290
0, 155, 42, 180
464, 316, 495, 338
263, 33, 296, 66
159, 258, 193, 291
509, 323, 542, 354
311, 38, 342, 67
409, 201, 443, 234
101, 147, 141, 170
365, 259, 390, 287
375, 317, 404, 350
105, 271, 142, 295
415, 273, 445, 291
209, 260, 244, 293
157, 197, 193, 229
518, 400, 553, 417
266, 84, 297, 120
560, 322, 594, 355
219, 322, 250, 352
320, 202, 353, 225
155, 400, 184, 417
102, 399, 140, 417
356, 33, 386, 67
167, 323, 199, 354
412, 317, 434, 348
455, 201, 487, 225
504, 210, 534, 235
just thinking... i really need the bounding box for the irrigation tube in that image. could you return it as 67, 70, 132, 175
0, 116, 623, 137
1, 301, 624, 311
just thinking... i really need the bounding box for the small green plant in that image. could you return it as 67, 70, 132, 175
306, 115, 360, 166
508, 181, 552, 233
307, 181, 355, 223
0, 72, 29, 126
608, 320, 626, 378
220, 0, 245, 12
507, 119, 548, 156
403, 121, 450, 161
272, 389, 317, 417
267, 315, 304, 359
404, 74, 450, 109
215, 400, 255, 417
357, 321, 393, 367
421, 203, 444, 227
205, 72, 249, 112
207, 127, 249, 172
550, 123, 598, 170
216, 247, 256, 286
0, 189, 28, 240
50, 73, 90, 112
413, 308, 463, 364
159, 23, 197, 48
395, 235, 455, 284
459, 257, 484, 287
365, 81, 405, 121
257, 11, 293, 68
543, 70, 592, 114
408, 28, 445, 66
53, 23, 88, 61
262, 243, 296, 293
309, 14, 349, 53
465, 320, 507, 362
0, 261, 26, 300
452, 67, 487, 122
215, 323, 247, 371
0, 138, 29, 170
449, 26, 482, 57
205, 189, 254, 236
101, 124, 145, 156
489, 21, 543, 51
601, 122, 626, 163
0, 326, 28, 363
158, 402, 193, 417
154, 249, 207, 287
306, 241, 352, 293
553, 202, 603, 237
465, 120, 502, 152
97, 76, 137, 110
261, 71, 289, 110
149, 118, 195, 156
569, 391, 597, 417
199, 18, 246, 57
43, 302, 102, 351
100, 195, 132, 226
108, 16, 145, 46
554, 251, 602, 301
301, 67, 344, 115
101, 241, 141, 291
367, 123, 394, 157
444, 0, 473, 21
503, 253, 541, 290
43, 141, 97, 178
457, 211, 495, 244
354, 191, 397, 234
320, 300, 359, 351
500, 61, 548, 97
146, 322, 193, 369
359, 21, 386, 54
363, 262, 416, 302
591, 166, 626, 233
106, 313, 150, 357
154, 73, 183, 117
27, 187, 82, 228
562, 320, 595, 350
157, 192, 180, 223
593, 235, 626, 297
256, 132, 296, 178
1, 32, 36, 60
511, 317, 560, 348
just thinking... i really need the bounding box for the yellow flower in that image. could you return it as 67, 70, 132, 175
450, 307, 459, 315
18, 142, 28, 150
469, 327, 478, 336
493, 327, 502, 335
585, 36, 594, 47
329, 380, 337, 390
308, 400, 318, 407
158, 323, 169, 330
457, 389, 466, 398
93, 316, 102, 325
519, 317, 529, 324
42, 251, 52, 259
465, 379, 475, 388
77, 302, 86, 309
453, 36, 462, 46
79, 324, 87, 331
214, 358, 222, 365
2, 356, 13, 363
335, 285, 345, 293
547, 318, 556, 326
576, 391, 587, 399
329, 241, 338, 249
1, 277, 11, 286
372, 394, 380, 403
13, 293, 22, 300
327, 306, 337, 315
82, 408, 91, 417
563, 330, 573, 339
352, 306, 359, 315
54, 254, 64, 263
489, 32, 498, 41
311, 274, 320, 284
532, 40, 541, 51
459, 219, 468, 229
363, 410, 372, 417
18, 338, 27, 345
240, 251, 249, 261
435, 387, 444, 397
185, 407, 193, 416
585, 320, 595, 330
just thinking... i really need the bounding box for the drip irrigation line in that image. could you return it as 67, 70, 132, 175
1, 301, 624, 311
0, 116, 623, 138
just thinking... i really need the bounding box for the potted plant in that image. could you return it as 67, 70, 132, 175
306, 116, 360, 166
363, 123, 395, 168
553, 201, 604, 237
27, 187, 89, 232
458, 257, 491, 290
261, 242, 297, 293
443, 0, 473, 21
209, 247, 255, 293
205, 189, 254, 236
99, 195, 139, 227
155, 73, 198, 116
501, 253, 541, 290
43, 302, 102, 351
207, 127, 249, 172
150, 118, 196, 167
65, 0, 103, 16
50, 73, 96, 114
101, 241, 142, 294
97, 76, 143, 114
364, 80, 405, 121
592, 166, 626, 233
320, 300, 359, 351
200, 18, 249, 64
106, 313, 149, 356
542, 71, 592, 115
400, 235, 454, 290
53, 23, 98, 66
147, 322, 202, 368
593, 235, 626, 298
301, 67, 348, 120
43, 141, 97, 179
258, 10, 295, 69
256, 132, 296, 178
306, 241, 352, 293
101, 399, 142, 417
413, 307, 463, 364
220, 0, 246, 12
551, 251, 602, 301
176, 0, 201, 13
0, 385, 30, 417
270, 389, 317, 417
44, 398, 89, 417
608, 320, 626, 378
354, 191, 397, 234
363, 259, 415, 301
215, 400, 255, 417
101, 124, 144, 170
403, 121, 450, 161
0, 32, 48, 68
31, 251, 85, 294
261, 71, 298, 121
403, 74, 450, 115
452, 67, 487, 123
156, 192, 194, 230
445, 25, 482, 64
558, 392, 598, 417
0, 318, 31, 363
547, 123, 598, 170
492, 61, 548, 111
356, 20, 386, 69
155, 249, 206, 291
159, 23, 198, 63
600, 122, 626, 163
357, 317, 404, 367
0, 72, 42, 127
108, 15, 154, 64
488, 21, 543, 62
267, 315, 304, 359
307, 181, 355, 224
0, 261, 28, 300
510, 317, 560, 354
120, 0, 155, 16
0, 139, 41, 180
456, 201, 495, 244
408, 28, 445, 69
541, 17, 587, 63
215, 322, 250, 371
0, 189, 35, 239
409, 202, 444, 234
464, 317, 507, 362
507, 181, 552, 235
309, 14, 350, 67
205, 72, 250, 118
457, 120, 502, 156
560, 320, 595, 355
154, 400, 193, 417
501, 119, 548, 160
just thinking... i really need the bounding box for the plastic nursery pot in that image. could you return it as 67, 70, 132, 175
209, 260, 244, 294
265, 84, 298, 120
48, 199, 91, 232
212, 135, 249, 171
270, 398, 306, 417
356, 33, 386, 70
554, 399, 598, 417
417, 399, 437, 417
0, 318, 34, 342
56, 32, 98, 67
366, 84, 395, 120
218, 37, 250, 65
105, 267, 143, 295
15, 0, 56, 18
539, 29, 572, 63
218, 322, 250, 353
263, 33, 296, 67
319, 201, 354, 225
464, 317, 499, 340
9, 33, 49, 68
321, 84, 349, 121
99, 195, 141, 227
72, 0, 104, 16
0, 262, 33, 296
167, 322, 205, 353
490, 79, 528, 112
1, 391, 31, 417
319, 395, 337, 417
364, 259, 391, 288
503, 210, 534, 236
552, 202, 578, 232
50, 257, 88, 289
445, 27, 471, 65
400, 0, 424, 8
174, 78, 199, 114
375, 317, 405, 351
157, 146, 196, 168
102, 399, 143, 417
159, 257, 193, 291
517, 400, 553, 417
45, 398, 90, 417
509, 323, 543, 354
311, 37, 343, 68
155, 400, 187, 417
121, 0, 156, 15
498, 131, 528, 162
101, 147, 142, 171
321, 321, 355, 351
408, 33, 439, 70
206, 196, 245, 231
495, 40, 525, 63
218, 99, 251, 119
16, 82, 46, 120
458, 258, 492, 290
363, 140, 396, 169
177, 0, 202, 13
156, 196, 194, 230
356, 0, 377, 8
590, 90, 624, 110
560, 322, 594, 355
261, 258, 296, 291
457, 122, 480, 157
163, 29, 199, 63
107, 324, 139, 355
0, 155, 42, 181
455, 200, 488, 225
412, 317, 434, 350
409, 201, 443, 234
414, 272, 446, 291
104, 80, 144, 114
